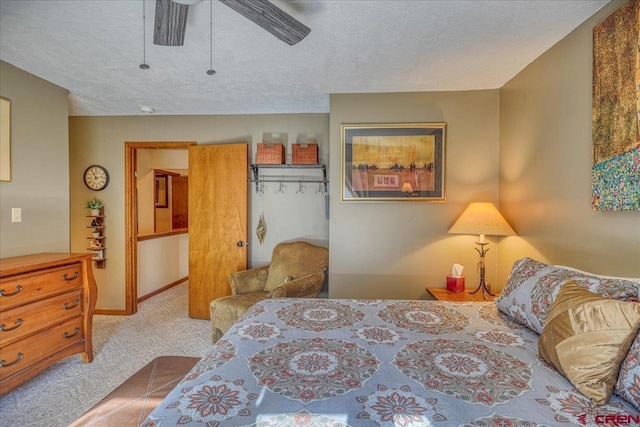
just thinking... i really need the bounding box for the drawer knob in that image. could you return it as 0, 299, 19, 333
62, 272, 79, 281
63, 299, 80, 310
63, 327, 81, 339
0, 285, 23, 297
0, 319, 23, 332
0, 352, 23, 368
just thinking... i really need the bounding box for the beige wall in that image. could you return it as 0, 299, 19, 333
137, 234, 188, 297
498, 0, 640, 281
69, 114, 329, 310
328, 90, 501, 299
136, 150, 155, 235
0, 61, 70, 258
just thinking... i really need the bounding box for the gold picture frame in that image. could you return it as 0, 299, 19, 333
341, 123, 446, 202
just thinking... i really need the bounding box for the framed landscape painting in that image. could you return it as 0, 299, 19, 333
341, 123, 446, 202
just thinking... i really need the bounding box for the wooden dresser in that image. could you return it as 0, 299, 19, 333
0, 253, 97, 396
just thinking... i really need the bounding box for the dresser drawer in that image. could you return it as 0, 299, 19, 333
0, 290, 83, 346
0, 316, 84, 381
0, 263, 83, 310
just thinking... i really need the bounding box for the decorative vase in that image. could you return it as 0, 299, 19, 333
90, 209, 100, 216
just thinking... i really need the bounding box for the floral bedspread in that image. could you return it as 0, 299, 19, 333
141, 299, 638, 426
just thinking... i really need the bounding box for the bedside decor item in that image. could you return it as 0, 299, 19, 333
446, 276, 465, 292
0, 97, 10, 182
447, 263, 465, 292
448, 202, 516, 297
83, 165, 110, 191
341, 123, 446, 202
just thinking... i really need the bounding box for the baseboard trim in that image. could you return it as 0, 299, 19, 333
138, 276, 188, 303
94, 309, 129, 315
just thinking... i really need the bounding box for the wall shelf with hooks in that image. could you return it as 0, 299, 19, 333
249, 164, 328, 194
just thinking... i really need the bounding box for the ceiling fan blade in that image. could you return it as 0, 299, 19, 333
154, 0, 190, 46
218, 0, 310, 46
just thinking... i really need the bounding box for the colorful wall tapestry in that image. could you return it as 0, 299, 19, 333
592, 0, 640, 210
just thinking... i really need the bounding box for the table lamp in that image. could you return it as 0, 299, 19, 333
448, 202, 516, 296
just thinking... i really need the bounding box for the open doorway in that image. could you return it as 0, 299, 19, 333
124, 141, 196, 315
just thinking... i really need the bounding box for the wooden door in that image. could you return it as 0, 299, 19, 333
188, 143, 248, 319
172, 176, 188, 229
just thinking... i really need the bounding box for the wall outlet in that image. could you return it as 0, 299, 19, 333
11, 208, 22, 223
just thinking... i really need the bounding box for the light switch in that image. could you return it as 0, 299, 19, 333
11, 208, 21, 223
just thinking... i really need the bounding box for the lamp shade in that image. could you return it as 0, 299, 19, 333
448, 202, 516, 237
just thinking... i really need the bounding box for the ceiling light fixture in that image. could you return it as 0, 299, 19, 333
140, 0, 150, 70
207, 0, 216, 75
139, 106, 155, 114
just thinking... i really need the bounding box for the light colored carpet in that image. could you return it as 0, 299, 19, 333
0, 282, 212, 426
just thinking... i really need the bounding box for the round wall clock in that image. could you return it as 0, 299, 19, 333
84, 165, 110, 191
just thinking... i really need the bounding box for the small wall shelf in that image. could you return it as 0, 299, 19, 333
86, 211, 106, 269
250, 164, 328, 194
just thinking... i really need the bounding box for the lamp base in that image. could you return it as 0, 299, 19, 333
469, 281, 495, 297
469, 242, 495, 298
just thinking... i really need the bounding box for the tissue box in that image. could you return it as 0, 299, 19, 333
446, 276, 465, 292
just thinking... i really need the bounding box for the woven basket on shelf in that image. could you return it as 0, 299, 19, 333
291, 143, 318, 164
256, 143, 285, 164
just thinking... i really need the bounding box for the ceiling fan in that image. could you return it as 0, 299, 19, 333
153, 0, 311, 47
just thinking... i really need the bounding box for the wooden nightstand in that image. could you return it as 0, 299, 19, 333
426, 287, 497, 302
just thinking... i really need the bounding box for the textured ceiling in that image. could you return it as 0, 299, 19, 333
0, 0, 609, 116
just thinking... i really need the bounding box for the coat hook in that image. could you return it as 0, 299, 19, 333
276, 179, 286, 194
316, 182, 324, 194
297, 181, 306, 194
259, 183, 266, 195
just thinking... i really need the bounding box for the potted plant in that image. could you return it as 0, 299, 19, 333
85, 198, 104, 216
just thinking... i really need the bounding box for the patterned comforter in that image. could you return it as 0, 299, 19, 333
141, 299, 638, 426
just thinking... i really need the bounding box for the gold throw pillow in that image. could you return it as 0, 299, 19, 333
538, 281, 640, 405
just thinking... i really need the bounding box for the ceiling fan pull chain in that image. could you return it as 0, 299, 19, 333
207, 0, 216, 75
140, 0, 150, 70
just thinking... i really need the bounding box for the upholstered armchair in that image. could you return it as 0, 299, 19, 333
210, 241, 329, 342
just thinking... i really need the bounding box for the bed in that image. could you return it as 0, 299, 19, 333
141, 259, 640, 426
